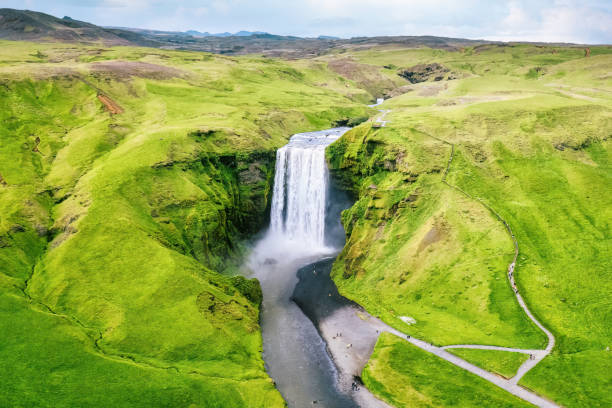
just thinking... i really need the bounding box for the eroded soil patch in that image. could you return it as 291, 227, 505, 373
97, 93, 123, 114
90, 61, 186, 80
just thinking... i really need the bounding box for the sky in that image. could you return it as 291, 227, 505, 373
3, 0, 612, 44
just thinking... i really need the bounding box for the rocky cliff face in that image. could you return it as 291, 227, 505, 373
150, 150, 276, 271
397, 63, 454, 83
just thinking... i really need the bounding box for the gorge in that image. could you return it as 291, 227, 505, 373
246, 128, 361, 407
1, 18, 610, 407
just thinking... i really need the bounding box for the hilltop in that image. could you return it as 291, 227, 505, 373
2, 8, 597, 60
0, 8, 131, 44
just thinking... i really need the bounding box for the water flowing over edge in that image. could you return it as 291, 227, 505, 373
245, 127, 361, 408
251, 127, 350, 262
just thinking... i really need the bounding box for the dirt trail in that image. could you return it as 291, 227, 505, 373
439, 141, 556, 386
97, 93, 123, 114
311, 290, 558, 407
77, 76, 124, 114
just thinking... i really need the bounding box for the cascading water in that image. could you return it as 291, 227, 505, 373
270, 143, 328, 246
255, 128, 349, 257
246, 127, 358, 408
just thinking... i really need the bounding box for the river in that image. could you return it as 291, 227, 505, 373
243, 121, 557, 408
245, 127, 391, 408
245, 128, 354, 407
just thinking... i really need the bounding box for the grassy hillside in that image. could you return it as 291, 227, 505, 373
327, 44, 611, 407
0, 8, 132, 44
1, 37, 610, 408
0, 40, 370, 407
447, 349, 528, 379
362, 333, 532, 408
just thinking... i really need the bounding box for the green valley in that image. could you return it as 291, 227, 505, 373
0, 40, 368, 407
1, 6, 611, 408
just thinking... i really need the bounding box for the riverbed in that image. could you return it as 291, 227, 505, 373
251, 252, 357, 408
244, 127, 390, 408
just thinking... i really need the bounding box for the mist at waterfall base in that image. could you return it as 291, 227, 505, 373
249, 127, 352, 263
245, 128, 358, 408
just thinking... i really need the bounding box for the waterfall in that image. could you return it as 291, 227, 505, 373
267, 127, 350, 252
246, 126, 356, 408
270, 145, 328, 245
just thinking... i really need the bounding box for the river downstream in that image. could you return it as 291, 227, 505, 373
246, 127, 355, 407
251, 253, 356, 407
245, 128, 391, 408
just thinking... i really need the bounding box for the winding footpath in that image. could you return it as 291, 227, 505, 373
360, 107, 558, 407
439, 142, 556, 386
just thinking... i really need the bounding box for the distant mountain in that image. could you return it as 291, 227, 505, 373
0, 9, 269, 45
203, 30, 268, 37
0, 8, 131, 45
234, 31, 268, 37
185, 29, 210, 37
0, 8, 503, 58
116, 27, 269, 38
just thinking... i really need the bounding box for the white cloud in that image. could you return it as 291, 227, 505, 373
211, 1, 231, 14
488, 1, 612, 43
193, 7, 208, 17
2, 0, 610, 43
101, 0, 149, 8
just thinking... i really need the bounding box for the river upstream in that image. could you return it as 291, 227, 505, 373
245, 128, 390, 408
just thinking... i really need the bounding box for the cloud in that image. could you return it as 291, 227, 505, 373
211, 1, 231, 14
2, 0, 610, 43
308, 17, 357, 29
100, 0, 151, 10
488, 1, 612, 43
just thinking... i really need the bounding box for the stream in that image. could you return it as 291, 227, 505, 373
245, 127, 382, 408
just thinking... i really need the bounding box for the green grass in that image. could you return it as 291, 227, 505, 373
328, 49, 612, 407
346, 43, 612, 78
362, 333, 533, 408
0, 284, 281, 408
327, 126, 546, 348
1, 38, 611, 407
0, 40, 372, 407
447, 349, 528, 379
449, 137, 612, 407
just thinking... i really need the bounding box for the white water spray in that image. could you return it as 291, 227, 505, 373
251, 127, 350, 261
245, 127, 358, 408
